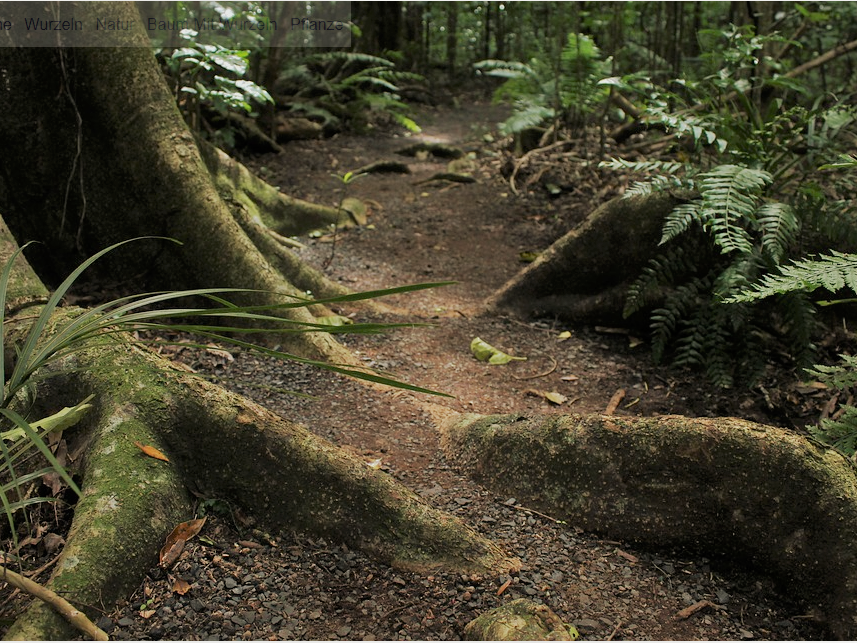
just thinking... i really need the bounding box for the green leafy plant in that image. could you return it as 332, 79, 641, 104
281, 52, 422, 134
474, 32, 610, 138
0, 237, 450, 554
165, 41, 273, 143
602, 24, 857, 387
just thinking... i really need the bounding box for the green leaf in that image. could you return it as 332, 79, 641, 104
470, 337, 527, 365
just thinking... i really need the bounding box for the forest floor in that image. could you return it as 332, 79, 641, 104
2, 93, 838, 640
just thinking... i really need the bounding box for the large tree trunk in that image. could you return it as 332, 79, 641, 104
0, 219, 518, 641
0, 1, 356, 362
483, 191, 694, 324
440, 412, 857, 639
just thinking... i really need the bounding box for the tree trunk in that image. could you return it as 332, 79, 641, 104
0, 219, 518, 641
440, 412, 857, 639
0, 1, 355, 362
483, 191, 694, 324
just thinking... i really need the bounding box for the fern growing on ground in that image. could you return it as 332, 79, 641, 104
474, 33, 610, 138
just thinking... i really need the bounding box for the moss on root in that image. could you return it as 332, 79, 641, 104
441, 412, 857, 639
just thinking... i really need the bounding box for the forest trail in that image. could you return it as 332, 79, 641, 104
99, 98, 825, 641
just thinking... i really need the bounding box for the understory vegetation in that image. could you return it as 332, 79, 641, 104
4, 2, 857, 639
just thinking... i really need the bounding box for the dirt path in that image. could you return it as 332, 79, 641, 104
5, 99, 825, 640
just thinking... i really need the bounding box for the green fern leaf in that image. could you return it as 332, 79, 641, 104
699, 165, 771, 255
499, 102, 554, 136
757, 202, 799, 263
660, 203, 701, 245
727, 250, 857, 303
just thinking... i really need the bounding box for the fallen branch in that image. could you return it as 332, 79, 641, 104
674, 599, 723, 620
0, 565, 108, 641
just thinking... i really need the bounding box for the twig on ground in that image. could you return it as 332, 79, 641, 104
0, 564, 108, 640
607, 621, 623, 640
512, 355, 558, 381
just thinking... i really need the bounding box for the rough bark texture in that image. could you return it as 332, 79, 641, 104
483, 191, 695, 324
0, 224, 517, 640
440, 412, 857, 639
0, 2, 352, 363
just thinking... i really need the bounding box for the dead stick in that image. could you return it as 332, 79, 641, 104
607, 621, 623, 641
512, 355, 558, 381
0, 564, 108, 640
675, 599, 722, 620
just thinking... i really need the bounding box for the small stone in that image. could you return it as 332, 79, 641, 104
231, 615, 247, 627
117, 617, 135, 627
739, 629, 755, 639
715, 589, 730, 604
574, 618, 600, 632
96, 616, 114, 633
224, 577, 238, 589
337, 625, 352, 637
190, 599, 206, 613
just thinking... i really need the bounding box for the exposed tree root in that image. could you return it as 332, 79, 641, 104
483, 191, 695, 324
440, 412, 857, 639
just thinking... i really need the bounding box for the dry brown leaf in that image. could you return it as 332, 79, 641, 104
172, 578, 191, 595
160, 517, 207, 568
159, 538, 186, 569
139, 610, 156, 619
496, 578, 512, 596
133, 441, 169, 462
605, 389, 626, 415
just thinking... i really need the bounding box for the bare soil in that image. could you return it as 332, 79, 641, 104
1, 96, 834, 640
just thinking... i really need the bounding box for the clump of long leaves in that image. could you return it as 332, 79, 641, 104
1, 237, 449, 553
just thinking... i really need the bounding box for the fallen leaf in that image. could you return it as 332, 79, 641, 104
470, 337, 527, 365
543, 391, 568, 405
628, 336, 644, 348
518, 251, 540, 263
557, 331, 572, 341
139, 610, 156, 619
159, 538, 186, 569
561, 375, 579, 382
366, 458, 383, 469
525, 389, 567, 405
496, 578, 512, 596
133, 441, 170, 462
172, 578, 192, 595
605, 389, 626, 415
160, 517, 207, 568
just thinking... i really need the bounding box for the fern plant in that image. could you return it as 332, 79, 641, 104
281, 52, 422, 134
603, 21, 857, 387
474, 32, 610, 138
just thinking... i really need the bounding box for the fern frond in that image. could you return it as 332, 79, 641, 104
499, 102, 554, 136
473, 59, 536, 79
624, 175, 690, 198
806, 354, 857, 389
660, 203, 701, 245
598, 157, 686, 174
624, 245, 696, 317
778, 290, 817, 369
757, 202, 799, 262
727, 250, 857, 303
699, 165, 771, 255
649, 276, 708, 362
311, 52, 395, 67
810, 405, 857, 455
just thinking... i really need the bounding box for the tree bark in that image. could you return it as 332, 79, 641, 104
483, 191, 694, 324
441, 412, 857, 639
0, 1, 354, 363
